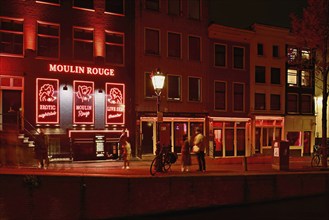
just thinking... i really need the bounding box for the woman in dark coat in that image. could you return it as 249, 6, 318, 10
181, 134, 191, 172
35, 129, 48, 169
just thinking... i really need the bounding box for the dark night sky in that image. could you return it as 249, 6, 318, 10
209, 0, 308, 29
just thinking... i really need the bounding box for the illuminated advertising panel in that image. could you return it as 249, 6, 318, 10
36, 78, 59, 124
106, 83, 125, 125
73, 80, 94, 124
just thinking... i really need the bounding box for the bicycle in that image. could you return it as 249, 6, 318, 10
311, 145, 329, 167
150, 148, 177, 176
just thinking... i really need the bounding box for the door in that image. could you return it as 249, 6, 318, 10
2, 90, 21, 130
159, 122, 171, 148
141, 121, 154, 154
213, 129, 223, 157
303, 131, 311, 156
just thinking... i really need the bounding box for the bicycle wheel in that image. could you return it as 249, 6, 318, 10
150, 157, 158, 176
311, 155, 320, 167
163, 155, 172, 172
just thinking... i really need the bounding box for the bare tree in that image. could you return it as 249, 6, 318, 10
291, 0, 329, 167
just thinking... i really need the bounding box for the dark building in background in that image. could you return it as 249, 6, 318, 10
0, 0, 136, 160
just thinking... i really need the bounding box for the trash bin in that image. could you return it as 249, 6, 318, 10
272, 140, 289, 171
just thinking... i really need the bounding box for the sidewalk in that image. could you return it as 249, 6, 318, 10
0, 154, 321, 177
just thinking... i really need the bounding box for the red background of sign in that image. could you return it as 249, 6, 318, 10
106, 83, 125, 125
36, 78, 59, 124
73, 80, 94, 124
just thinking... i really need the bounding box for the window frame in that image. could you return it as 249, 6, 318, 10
255, 66, 266, 84
105, 0, 125, 16
73, 26, 94, 61
168, 0, 181, 16
214, 43, 227, 67
105, 30, 125, 66
167, 31, 181, 59
145, 72, 156, 99
188, 35, 201, 62
287, 93, 299, 114
144, 27, 160, 56
301, 94, 312, 114
287, 69, 298, 87
233, 82, 245, 112
188, 0, 201, 20
36, 21, 60, 59
255, 93, 266, 111
145, 0, 160, 11
272, 45, 279, 58
270, 67, 281, 85
73, 0, 94, 11
257, 43, 264, 56
270, 94, 281, 111
0, 17, 24, 57
214, 80, 227, 111
233, 46, 245, 70
167, 74, 182, 101
188, 76, 201, 102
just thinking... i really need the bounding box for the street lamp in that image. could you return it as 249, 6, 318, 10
151, 68, 165, 148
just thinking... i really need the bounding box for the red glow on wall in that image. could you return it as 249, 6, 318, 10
106, 83, 125, 125
73, 80, 94, 124
36, 78, 59, 124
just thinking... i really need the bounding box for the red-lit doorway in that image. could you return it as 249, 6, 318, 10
1, 90, 21, 130
303, 131, 311, 156
141, 121, 153, 154
159, 122, 171, 148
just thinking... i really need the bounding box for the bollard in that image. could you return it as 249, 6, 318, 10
243, 156, 248, 171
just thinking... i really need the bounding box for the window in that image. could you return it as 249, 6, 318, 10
255, 93, 265, 110
301, 49, 310, 60
37, 21, 59, 58
73, 0, 93, 10
270, 94, 280, 110
272, 45, 279, 57
287, 69, 298, 86
214, 81, 226, 110
233, 46, 244, 69
257, 43, 263, 56
168, 0, 181, 15
188, 77, 201, 102
214, 44, 226, 67
189, 36, 201, 61
255, 66, 265, 83
73, 27, 94, 61
287, 132, 301, 146
0, 17, 23, 55
188, 0, 200, 20
105, 0, 124, 15
36, 0, 60, 5
233, 83, 244, 111
167, 75, 181, 101
287, 93, 298, 113
301, 94, 312, 114
271, 67, 280, 84
168, 32, 181, 58
105, 31, 124, 65
145, 72, 155, 98
287, 47, 298, 64
301, 70, 311, 87
145, 28, 160, 55
146, 0, 159, 11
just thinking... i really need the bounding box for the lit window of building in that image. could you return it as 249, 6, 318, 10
287, 69, 298, 86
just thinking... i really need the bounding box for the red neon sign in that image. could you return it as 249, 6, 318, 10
106, 83, 125, 125
73, 80, 94, 124
49, 64, 115, 76
36, 78, 59, 124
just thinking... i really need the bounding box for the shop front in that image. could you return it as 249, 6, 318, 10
137, 116, 206, 157
251, 116, 284, 155
26, 62, 131, 161
209, 117, 251, 158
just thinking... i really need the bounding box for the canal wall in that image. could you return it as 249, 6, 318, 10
0, 172, 329, 219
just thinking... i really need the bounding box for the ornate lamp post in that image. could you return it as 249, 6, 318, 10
151, 68, 165, 147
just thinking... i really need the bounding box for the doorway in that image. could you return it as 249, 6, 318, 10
141, 121, 153, 154
1, 90, 22, 130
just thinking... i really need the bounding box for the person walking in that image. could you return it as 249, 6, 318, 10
181, 134, 191, 172
193, 127, 206, 172
121, 140, 131, 169
35, 129, 48, 169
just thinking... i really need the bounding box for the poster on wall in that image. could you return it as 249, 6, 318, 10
73, 80, 94, 124
106, 83, 125, 125
36, 78, 59, 124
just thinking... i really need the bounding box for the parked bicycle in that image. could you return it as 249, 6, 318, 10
150, 146, 177, 176
311, 145, 329, 167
